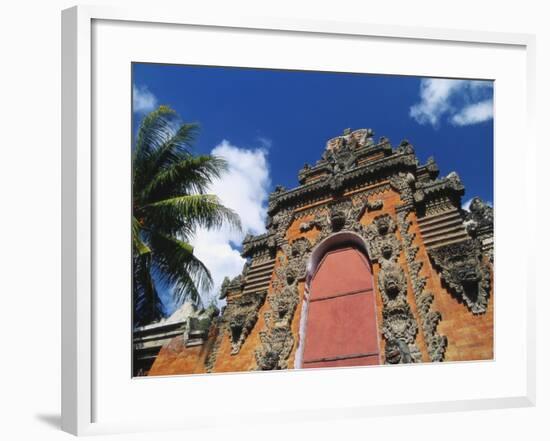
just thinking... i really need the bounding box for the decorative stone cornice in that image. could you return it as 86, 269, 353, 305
415, 172, 465, 199
416, 156, 440, 182
241, 232, 276, 259
268, 152, 418, 214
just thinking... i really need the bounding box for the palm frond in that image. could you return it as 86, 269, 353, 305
139, 155, 228, 204
139, 194, 242, 236
133, 109, 199, 195
132, 216, 151, 256
134, 106, 177, 158
148, 231, 212, 305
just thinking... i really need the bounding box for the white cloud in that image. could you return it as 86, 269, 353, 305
257, 136, 273, 149
133, 84, 158, 114
190, 140, 271, 306
451, 99, 493, 126
410, 79, 493, 127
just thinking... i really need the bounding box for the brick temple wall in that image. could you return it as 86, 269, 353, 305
149, 182, 493, 376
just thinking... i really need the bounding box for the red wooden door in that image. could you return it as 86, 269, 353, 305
302, 246, 380, 368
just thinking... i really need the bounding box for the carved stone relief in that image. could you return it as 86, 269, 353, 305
390, 172, 416, 206
464, 197, 494, 263
366, 213, 422, 364
364, 214, 402, 263
365, 199, 383, 212
225, 292, 267, 355
396, 208, 448, 362
385, 338, 421, 364
428, 240, 491, 314
255, 236, 313, 370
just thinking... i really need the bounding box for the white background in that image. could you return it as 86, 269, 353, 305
0, 0, 547, 440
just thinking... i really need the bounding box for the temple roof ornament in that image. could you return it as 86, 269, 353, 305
271, 128, 462, 217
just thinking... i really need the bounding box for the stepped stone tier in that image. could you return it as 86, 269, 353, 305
143, 128, 494, 376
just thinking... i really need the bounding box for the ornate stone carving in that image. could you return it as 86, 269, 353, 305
255, 297, 297, 369
269, 286, 298, 325
291, 237, 312, 258
255, 237, 312, 370
299, 214, 324, 233
428, 240, 491, 314
204, 290, 267, 368
396, 139, 415, 155
256, 325, 295, 370
390, 172, 416, 206
267, 138, 419, 214
377, 258, 421, 364
385, 338, 422, 364
396, 208, 448, 362
219, 271, 245, 300
225, 292, 267, 355
464, 197, 494, 262
241, 232, 276, 259
270, 209, 294, 246
365, 199, 383, 212
423, 197, 456, 216
362, 212, 422, 364
414, 172, 465, 216
466, 197, 493, 228
381, 304, 418, 344
364, 214, 402, 263
378, 260, 407, 305
330, 207, 347, 231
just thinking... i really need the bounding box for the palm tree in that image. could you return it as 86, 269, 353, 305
132, 106, 241, 327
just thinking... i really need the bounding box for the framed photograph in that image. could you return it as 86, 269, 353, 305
62, 5, 536, 436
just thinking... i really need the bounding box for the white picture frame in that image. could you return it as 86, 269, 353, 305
62, 5, 536, 436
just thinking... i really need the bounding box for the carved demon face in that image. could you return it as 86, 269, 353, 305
429, 241, 489, 314
376, 217, 390, 235
275, 298, 290, 320
330, 209, 346, 231
380, 242, 393, 260
383, 271, 402, 298
285, 266, 297, 285
448, 254, 482, 287
383, 306, 415, 342
229, 313, 246, 342
259, 351, 279, 370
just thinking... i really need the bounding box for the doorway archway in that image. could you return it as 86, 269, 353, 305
296, 232, 381, 368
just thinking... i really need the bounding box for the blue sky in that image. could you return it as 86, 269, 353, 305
132, 63, 493, 315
